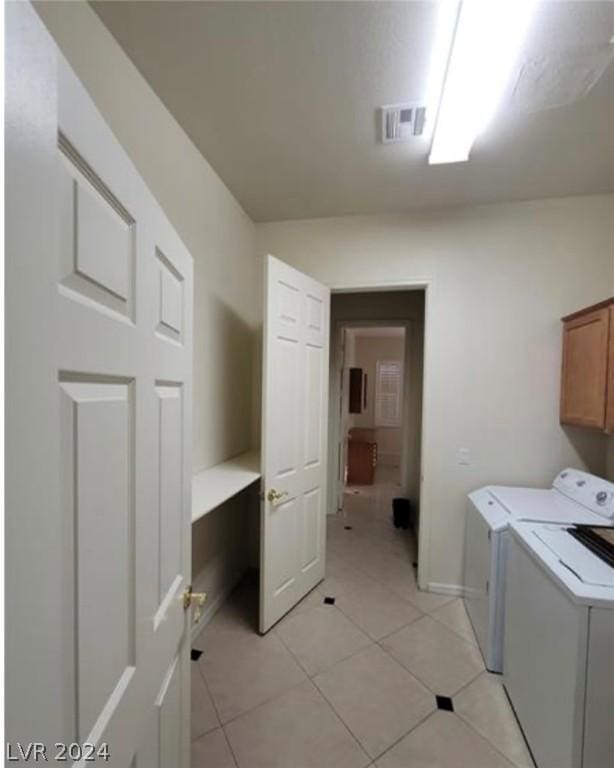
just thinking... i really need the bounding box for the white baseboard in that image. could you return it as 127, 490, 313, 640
427, 582, 465, 598
190, 567, 247, 644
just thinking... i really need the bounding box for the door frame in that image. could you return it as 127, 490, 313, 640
327, 280, 432, 591
333, 319, 411, 502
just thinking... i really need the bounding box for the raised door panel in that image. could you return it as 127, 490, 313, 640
304, 343, 323, 469
156, 248, 185, 343
560, 308, 609, 429
301, 488, 321, 574
59, 377, 136, 742
269, 495, 299, 599
272, 336, 301, 480
134, 653, 185, 768
156, 383, 184, 610
157, 656, 183, 767
59, 136, 135, 321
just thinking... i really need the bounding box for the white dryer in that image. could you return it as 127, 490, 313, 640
504, 519, 614, 768
463, 468, 614, 673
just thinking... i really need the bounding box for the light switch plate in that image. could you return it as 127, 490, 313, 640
458, 448, 471, 466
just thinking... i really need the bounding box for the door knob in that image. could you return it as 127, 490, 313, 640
267, 488, 289, 504
182, 585, 207, 624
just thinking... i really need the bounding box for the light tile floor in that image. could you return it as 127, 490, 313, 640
191, 469, 534, 768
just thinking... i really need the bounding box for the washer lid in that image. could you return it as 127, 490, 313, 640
534, 527, 614, 589
489, 486, 603, 525
511, 522, 614, 607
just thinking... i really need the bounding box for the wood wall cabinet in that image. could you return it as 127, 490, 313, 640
560, 298, 614, 432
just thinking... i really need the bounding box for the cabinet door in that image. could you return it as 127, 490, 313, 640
560, 308, 609, 429
347, 441, 376, 485
607, 306, 614, 433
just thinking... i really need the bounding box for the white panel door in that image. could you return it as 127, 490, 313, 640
260, 255, 330, 632
6, 5, 193, 766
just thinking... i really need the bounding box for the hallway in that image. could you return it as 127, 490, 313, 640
191, 470, 534, 768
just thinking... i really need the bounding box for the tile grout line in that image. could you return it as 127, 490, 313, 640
196, 634, 310, 731
196, 661, 222, 735
339, 602, 425, 644
423, 611, 483, 651
301, 677, 372, 767
330, 540, 455, 615
219, 675, 309, 730
219, 676, 373, 768
427, 603, 482, 649
452, 672, 536, 768
370, 708, 441, 765
191, 659, 242, 766
312, 650, 439, 764
448, 667, 487, 700
375, 608, 483, 667
322, 571, 426, 643
273, 606, 377, 680
272, 620, 315, 679
373, 641, 444, 699
373, 612, 428, 647
374, 632, 482, 701
370, 611, 426, 644
310, 673, 386, 764
453, 708, 524, 768
220, 723, 241, 768
452, 708, 520, 768
324, 552, 432, 623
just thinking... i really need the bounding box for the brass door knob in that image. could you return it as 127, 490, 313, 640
182, 586, 208, 624
267, 488, 289, 504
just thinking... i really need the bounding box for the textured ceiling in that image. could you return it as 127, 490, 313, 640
92, 1, 614, 222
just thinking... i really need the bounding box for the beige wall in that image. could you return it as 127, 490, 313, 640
35, 1, 259, 614
257, 194, 613, 591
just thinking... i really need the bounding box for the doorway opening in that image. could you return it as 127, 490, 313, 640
342, 325, 405, 486
328, 290, 426, 570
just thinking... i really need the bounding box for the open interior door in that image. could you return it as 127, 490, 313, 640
260, 255, 330, 632
6, 5, 193, 765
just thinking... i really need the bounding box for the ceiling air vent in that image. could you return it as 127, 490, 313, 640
380, 103, 427, 143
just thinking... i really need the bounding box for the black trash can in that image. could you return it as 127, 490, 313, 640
392, 497, 413, 530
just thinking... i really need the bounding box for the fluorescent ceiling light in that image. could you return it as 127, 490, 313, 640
424, 0, 460, 138
428, 0, 537, 165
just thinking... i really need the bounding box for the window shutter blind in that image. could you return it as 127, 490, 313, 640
375, 360, 402, 427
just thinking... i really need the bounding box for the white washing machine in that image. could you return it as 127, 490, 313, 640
463, 469, 614, 673
504, 519, 614, 768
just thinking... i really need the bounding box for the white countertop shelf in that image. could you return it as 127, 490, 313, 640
191, 449, 261, 524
